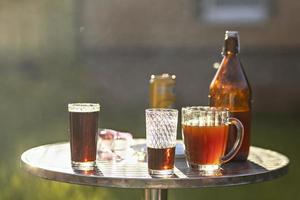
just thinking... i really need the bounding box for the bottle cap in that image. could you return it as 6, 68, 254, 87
225, 31, 239, 39
222, 31, 240, 55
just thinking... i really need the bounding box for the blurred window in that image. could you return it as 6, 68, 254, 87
200, 0, 271, 24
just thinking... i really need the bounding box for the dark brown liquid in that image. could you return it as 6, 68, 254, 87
182, 125, 228, 165
227, 110, 251, 160
147, 147, 175, 170
69, 112, 98, 162
209, 31, 252, 161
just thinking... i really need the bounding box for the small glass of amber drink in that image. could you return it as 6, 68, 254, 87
145, 109, 178, 177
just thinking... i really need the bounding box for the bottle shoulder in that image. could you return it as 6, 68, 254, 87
210, 56, 251, 91
209, 55, 252, 111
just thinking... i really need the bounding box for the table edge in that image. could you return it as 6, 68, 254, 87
20, 142, 290, 189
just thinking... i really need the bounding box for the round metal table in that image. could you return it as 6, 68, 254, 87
21, 139, 289, 200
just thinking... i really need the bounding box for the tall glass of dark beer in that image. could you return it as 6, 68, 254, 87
145, 108, 178, 177
68, 103, 100, 170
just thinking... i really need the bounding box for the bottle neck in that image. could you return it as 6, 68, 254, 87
223, 52, 238, 57
222, 37, 239, 56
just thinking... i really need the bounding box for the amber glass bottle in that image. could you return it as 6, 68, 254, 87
209, 31, 252, 161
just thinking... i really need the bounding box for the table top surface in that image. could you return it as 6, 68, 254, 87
21, 139, 289, 189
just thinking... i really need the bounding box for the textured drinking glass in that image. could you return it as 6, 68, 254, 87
68, 103, 100, 170
182, 106, 244, 175
145, 109, 178, 177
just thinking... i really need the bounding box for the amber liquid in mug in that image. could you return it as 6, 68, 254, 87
147, 147, 175, 170
182, 125, 228, 165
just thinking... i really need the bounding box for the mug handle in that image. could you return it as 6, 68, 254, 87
221, 117, 244, 164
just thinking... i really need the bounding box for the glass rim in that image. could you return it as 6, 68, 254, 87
182, 106, 229, 113
145, 108, 178, 113
68, 103, 100, 113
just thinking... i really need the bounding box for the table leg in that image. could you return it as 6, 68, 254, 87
145, 189, 168, 200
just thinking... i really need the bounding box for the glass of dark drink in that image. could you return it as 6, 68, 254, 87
68, 103, 100, 170
182, 106, 244, 175
145, 109, 178, 177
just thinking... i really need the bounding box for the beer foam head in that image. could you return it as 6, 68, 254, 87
68, 103, 100, 112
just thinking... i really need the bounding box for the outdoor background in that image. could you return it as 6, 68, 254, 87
0, 0, 299, 199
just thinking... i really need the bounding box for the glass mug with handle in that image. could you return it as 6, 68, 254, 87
182, 106, 244, 175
